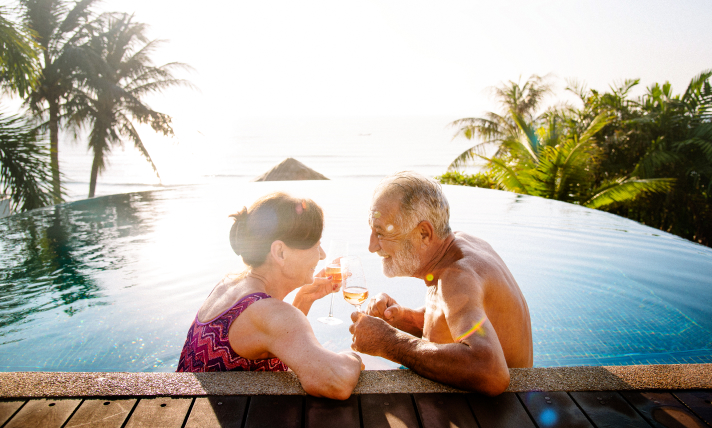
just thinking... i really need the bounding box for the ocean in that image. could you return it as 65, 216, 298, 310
58, 116, 479, 201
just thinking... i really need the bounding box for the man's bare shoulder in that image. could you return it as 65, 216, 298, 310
447, 232, 507, 273
452, 231, 497, 254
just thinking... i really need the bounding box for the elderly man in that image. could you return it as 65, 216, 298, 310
349, 171, 532, 395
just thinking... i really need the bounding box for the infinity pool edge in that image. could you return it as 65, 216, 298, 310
0, 364, 710, 397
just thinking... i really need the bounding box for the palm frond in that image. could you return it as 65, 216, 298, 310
583, 178, 675, 209
510, 109, 539, 161
0, 112, 55, 211
118, 117, 160, 181
487, 156, 529, 194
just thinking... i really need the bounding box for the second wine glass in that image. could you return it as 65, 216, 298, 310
341, 256, 369, 312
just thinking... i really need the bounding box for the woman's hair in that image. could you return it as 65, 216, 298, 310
229, 192, 324, 267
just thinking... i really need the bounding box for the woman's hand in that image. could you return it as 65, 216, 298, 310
300, 276, 340, 302
293, 275, 340, 316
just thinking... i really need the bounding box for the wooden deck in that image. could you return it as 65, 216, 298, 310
1, 390, 710, 428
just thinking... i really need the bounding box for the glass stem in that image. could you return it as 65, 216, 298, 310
328, 291, 335, 317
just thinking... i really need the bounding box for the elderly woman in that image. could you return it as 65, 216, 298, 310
177, 192, 362, 400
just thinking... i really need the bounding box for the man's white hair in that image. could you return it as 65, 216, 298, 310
374, 171, 451, 239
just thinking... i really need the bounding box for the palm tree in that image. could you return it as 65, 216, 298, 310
449, 75, 553, 168
65, 13, 191, 198
1, 7, 53, 213
18, 0, 99, 202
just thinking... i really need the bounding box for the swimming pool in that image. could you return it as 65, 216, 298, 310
1, 178, 711, 371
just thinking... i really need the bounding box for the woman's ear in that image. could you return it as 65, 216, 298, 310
270, 240, 287, 266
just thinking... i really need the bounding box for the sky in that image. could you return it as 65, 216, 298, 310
3, 0, 712, 125
85, 0, 712, 125
2, 0, 712, 193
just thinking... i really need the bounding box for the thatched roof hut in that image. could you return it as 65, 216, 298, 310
252, 158, 329, 181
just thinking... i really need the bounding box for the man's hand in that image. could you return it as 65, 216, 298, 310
366, 293, 424, 337
349, 311, 396, 357
366, 292, 403, 323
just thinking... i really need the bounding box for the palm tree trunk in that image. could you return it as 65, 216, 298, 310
88, 149, 101, 198
49, 100, 61, 203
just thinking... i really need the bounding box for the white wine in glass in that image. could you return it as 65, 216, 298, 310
341, 256, 369, 312
317, 240, 348, 325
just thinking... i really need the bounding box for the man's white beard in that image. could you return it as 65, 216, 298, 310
382, 239, 420, 277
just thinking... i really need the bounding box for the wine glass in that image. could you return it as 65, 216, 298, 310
341, 256, 369, 312
317, 240, 349, 325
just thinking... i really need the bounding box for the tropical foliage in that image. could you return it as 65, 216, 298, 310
576, 72, 712, 244
1, 1, 188, 213
1, 6, 54, 212
1, 6, 40, 98
0, 114, 53, 211
442, 72, 712, 246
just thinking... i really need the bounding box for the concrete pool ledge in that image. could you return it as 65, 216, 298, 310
1, 364, 710, 398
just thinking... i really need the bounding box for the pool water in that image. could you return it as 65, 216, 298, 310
1, 178, 711, 371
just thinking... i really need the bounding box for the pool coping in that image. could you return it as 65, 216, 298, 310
0, 364, 710, 397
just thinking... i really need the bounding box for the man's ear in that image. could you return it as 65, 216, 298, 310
417, 221, 435, 247
270, 240, 287, 266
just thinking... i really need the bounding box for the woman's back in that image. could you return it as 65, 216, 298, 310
177, 290, 288, 372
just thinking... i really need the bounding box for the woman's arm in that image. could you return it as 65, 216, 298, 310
231, 299, 362, 400
292, 276, 339, 316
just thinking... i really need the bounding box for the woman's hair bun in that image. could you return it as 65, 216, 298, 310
228, 193, 323, 268
229, 207, 248, 256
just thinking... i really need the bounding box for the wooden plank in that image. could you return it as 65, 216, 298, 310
361, 393, 420, 428
517, 391, 592, 428
305, 395, 360, 428
413, 393, 478, 428
124, 397, 193, 428
0, 401, 26, 427
64, 399, 136, 428
570, 391, 649, 428
185, 396, 248, 428
674, 391, 712, 427
467, 392, 535, 428
621, 391, 707, 428
4, 398, 81, 428
244, 395, 303, 428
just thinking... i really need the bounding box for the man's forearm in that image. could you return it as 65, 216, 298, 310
390, 307, 425, 337
381, 331, 509, 395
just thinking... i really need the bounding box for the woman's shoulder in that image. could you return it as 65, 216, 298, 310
242, 295, 305, 323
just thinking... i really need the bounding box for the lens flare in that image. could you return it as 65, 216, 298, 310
455, 316, 487, 342
539, 408, 558, 426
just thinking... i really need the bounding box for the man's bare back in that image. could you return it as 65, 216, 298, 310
422, 232, 532, 368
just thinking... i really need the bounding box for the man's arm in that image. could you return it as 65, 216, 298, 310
350, 275, 510, 396
365, 292, 425, 337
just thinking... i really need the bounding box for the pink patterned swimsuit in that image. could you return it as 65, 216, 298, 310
176, 292, 288, 372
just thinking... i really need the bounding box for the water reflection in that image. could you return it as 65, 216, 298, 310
0, 192, 156, 333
